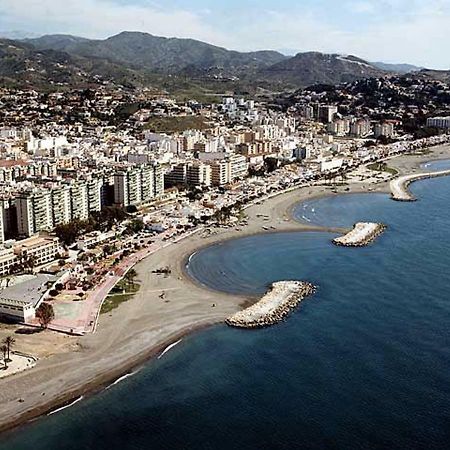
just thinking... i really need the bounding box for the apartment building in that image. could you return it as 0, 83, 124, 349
70, 182, 89, 221
14, 235, 61, 267
51, 186, 72, 226
427, 117, 450, 130
87, 178, 103, 213
114, 164, 163, 207
17, 190, 53, 237
374, 122, 395, 138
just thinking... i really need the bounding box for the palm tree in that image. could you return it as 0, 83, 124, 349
1, 345, 7, 370
3, 336, 15, 362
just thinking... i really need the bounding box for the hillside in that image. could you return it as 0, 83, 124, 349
258, 52, 385, 88
27, 32, 287, 75
371, 61, 423, 74
0, 32, 403, 93
0, 38, 158, 90
418, 69, 450, 84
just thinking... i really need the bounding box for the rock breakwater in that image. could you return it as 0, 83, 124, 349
333, 222, 386, 247
226, 281, 316, 328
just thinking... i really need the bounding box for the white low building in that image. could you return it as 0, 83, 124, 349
0, 298, 35, 322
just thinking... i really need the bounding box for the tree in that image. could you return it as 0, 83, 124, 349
54, 219, 86, 246
125, 219, 144, 235
3, 336, 15, 362
125, 268, 138, 287
1, 345, 7, 369
36, 303, 55, 328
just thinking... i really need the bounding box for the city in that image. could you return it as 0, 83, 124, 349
0, 1, 450, 448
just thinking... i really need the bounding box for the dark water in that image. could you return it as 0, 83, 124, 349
3, 177, 450, 450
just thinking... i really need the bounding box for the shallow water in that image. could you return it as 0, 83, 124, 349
3, 176, 450, 450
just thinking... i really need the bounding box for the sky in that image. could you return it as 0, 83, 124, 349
0, 0, 449, 69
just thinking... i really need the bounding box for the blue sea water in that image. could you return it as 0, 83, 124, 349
421, 159, 450, 171
3, 176, 450, 450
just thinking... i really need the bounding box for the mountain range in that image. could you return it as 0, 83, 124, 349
0, 31, 445, 94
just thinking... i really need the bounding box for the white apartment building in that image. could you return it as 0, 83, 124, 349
165, 162, 212, 187
70, 182, 89, 221
327, 119, 350, 136
87, 178, 103, 213
14, 235, 61, 267
374, 122, 395, 138
229, 154, 248, 180
427, 117, 450, 130
51, 186, 72, 226
114, 164, 163, 207
318, 105, 338, 123
350, 119, 372, 138
0, 248, 18, 277
210, 160, 230, 186
186, 163, 211, 187
17, 190, 53, 237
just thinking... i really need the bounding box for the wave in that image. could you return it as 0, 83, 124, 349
158, 339, 182, 359
186, 252, 197, 268
48, 396, 83, 416
105, 372, 136, 390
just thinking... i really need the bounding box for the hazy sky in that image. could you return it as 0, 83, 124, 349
1, 0, 449, 68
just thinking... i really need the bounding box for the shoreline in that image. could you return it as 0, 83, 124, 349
0, 319, 219, 436
390, 169, 450, 201
1, 145, 450, 436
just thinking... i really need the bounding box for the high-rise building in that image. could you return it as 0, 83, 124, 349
51, 186, 71, 226
374, 122, 395, 138
426, 117, 450, 130
114, 164, 163, 207
318, 105, 338, 123
16, 190, 53, 237
70, 182, 89, 221
87, 178, 103, 213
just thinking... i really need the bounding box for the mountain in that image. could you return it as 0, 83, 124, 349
0, 30, 40, 40
2, 32, 394, 93
371, 61, 423, 74
418, 69, 450, 84
27, 32, 287, 75
258, 52, 385, 88
0, 38, 152, 90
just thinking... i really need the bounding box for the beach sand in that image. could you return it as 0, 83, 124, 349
0, 144, 449, 434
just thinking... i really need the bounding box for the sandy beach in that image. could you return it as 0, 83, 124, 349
1, 144, 450, 434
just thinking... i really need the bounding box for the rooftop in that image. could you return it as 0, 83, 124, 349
0, 273, 59, 308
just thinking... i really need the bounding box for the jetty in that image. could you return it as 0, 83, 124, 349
390, 170, 450, 201
333, 222, 386, 247
226, 281, 316, 329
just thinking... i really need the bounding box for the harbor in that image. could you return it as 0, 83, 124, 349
226, 281, 316, 328
333, 222, 386, 247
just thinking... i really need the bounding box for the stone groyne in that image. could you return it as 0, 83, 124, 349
333, 222, 386, 247
226, 281, 316, 329
390, 170, 450, 201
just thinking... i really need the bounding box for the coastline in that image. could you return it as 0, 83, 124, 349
1, 144, 450, 436
390, 169, 450, 201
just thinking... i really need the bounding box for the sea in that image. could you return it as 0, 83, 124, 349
2, 170, 450, 450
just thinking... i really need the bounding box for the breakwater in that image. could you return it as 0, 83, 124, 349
226, 281, 316, 328
390, 170, 450, 201
333, 222, 386, 247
